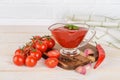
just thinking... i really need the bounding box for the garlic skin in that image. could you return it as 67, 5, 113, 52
84, 63, 92, 70
75, 63, 92, 75
75, 66, 86, 75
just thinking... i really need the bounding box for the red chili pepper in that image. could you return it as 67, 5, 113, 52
94, 43, 105, 69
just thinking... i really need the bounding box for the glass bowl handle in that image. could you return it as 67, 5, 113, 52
78, 29, 96, 48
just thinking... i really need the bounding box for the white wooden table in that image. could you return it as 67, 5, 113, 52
0, 25, 120, 80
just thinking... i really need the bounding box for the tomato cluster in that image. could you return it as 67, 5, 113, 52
13, 35, 59, 68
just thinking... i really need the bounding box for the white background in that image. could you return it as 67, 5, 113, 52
0, 0, 120, 25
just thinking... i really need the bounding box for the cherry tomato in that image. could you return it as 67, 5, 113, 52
13, 55, 25, 66
42, 36, 55, 49
33, 36, 41, 40
30, 50, 42, 60
47, 50, 60, 58
15, 49, 23, 55
25, 56, 37, 67
35, 42, 47, 52
31, 36, 41, 44
14, 48, 27, 58
23, 45, 31, 55
45, 58, 58, 68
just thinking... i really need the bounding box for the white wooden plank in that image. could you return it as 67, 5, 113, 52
0, 32, 50, 43
0, 43, 24, 55
0, 25, 50, 32
108, 28, 120, 41
0, 71, 83, 80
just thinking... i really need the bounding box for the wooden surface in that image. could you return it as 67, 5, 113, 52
0, 25, 120, 80
43, 43, 98, 70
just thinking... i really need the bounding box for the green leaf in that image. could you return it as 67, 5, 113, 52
65, 24, 79, 30
72, 26, 79, 30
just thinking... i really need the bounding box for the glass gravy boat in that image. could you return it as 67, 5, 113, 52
48, 23, 96, 56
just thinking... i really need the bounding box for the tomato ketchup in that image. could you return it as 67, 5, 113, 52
51, 27, 88, 48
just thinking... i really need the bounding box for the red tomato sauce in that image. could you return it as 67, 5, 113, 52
51, 27, 88, 48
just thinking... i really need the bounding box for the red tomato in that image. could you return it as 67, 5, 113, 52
35, 42, 47, 52
30, 50, 42, 60
45, 58, 58, 68
33, 36, 41, 40
13, 55, 25, 66
42, 37, 55, 49
15, 49, 23, 55
47, 50, 60, 58
23, 45, 31, 54
32, 36, 41, 44
14, 48, 27, 58
25, 56, 37, 67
